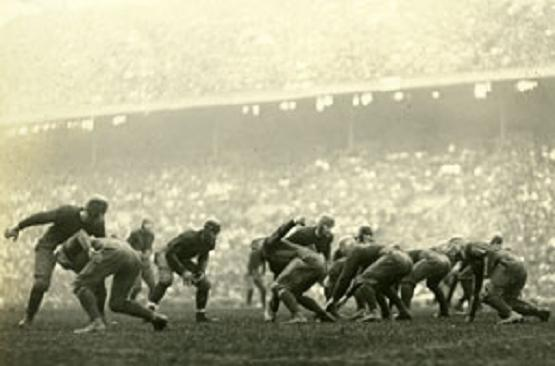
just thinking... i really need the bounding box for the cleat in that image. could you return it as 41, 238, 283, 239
283, 314, 308, 324
359, 313, 381, 323
316, 312, 336, 323
264, 308, 276, 322
151, 313, 168, 331
538, 309, 551, 322
74, 320, 106, 334
17, 316, 33, 329
498, 312, 524, 325
196, 312, 218, 323
394, 313, 412, 321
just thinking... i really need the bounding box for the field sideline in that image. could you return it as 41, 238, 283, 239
1, 305, 554, 365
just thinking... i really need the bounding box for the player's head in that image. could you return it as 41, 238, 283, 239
316, 215, 335, 237
489, 232, 503, 249
202, 218, 221, 246
445, 236, 465, 262
142, 218, 154, 233
84, 195, 109, 221
357, 225, 373, 243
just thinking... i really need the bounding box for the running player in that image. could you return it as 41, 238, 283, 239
4, 196, 108, 328
148, 219, 221, 322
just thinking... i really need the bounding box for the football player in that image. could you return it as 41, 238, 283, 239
245, 238, 267, 308
57, 230, 168, 333
451, 240, 550, 324
127, 218, 157, 300
4, 196, 108, 328
148, 219, 221, 322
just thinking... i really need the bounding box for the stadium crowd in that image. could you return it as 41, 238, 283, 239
2, 136, 555, 310
1, 0, 554, 119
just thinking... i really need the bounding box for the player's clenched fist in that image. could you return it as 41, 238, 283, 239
4, 226, 19, 241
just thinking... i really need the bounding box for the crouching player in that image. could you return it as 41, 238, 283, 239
245, 238, 267, 308
262, 217, 335, 323
127, 218, 157, 301
453, 241, 550, 324
57, 230, 168, 333
148, 219, 221, 322
326, 245, 413, 321
325, 226, 375, 319
400, 248, 452, 317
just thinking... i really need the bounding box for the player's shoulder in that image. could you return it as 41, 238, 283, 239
56, 204, 81, 214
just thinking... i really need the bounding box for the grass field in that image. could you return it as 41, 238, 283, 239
1, 305, 554, 366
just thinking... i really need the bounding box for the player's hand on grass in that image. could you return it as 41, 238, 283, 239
4, 226, 19, 241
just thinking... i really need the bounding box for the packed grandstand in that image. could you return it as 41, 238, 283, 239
1, 0, 555, 310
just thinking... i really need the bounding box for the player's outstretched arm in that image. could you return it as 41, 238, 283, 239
4, 209, 59, 241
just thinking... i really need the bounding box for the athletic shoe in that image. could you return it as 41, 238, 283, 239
17, 316, 33, 329
196, 312, 219, 323
264, 308, 276, 322
394, 313, 412, 321
497, 312, 524, 325
538, 309, 551, 322
283, 314, 308, 324
151, 313, 168, 331
74, 319, 107, 334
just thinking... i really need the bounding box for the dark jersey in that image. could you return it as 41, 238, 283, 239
286, 226, 333, 261
17, 205, 106, 250
261, 219, 298, 276
127, 228, 154, 253
332, 245, 384, 301
165, 230, 214, 275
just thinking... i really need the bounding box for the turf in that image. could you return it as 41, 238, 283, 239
0, 305, 554, 366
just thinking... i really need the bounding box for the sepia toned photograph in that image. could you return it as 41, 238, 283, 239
1, 0, 554, 365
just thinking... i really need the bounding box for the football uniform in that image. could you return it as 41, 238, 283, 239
127, 227, 156, 300
73, 237, 156, 323
401, 248, 452, 316
149, 228, 215, 314
245, 238, 267, 307
14, 205, 105, 322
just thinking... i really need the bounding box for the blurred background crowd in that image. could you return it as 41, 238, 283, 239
1, 0, 555, 312
2, 137, 555, 309
1, 0, 554, 120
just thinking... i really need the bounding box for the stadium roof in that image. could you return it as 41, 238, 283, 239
1, 66, 554, 126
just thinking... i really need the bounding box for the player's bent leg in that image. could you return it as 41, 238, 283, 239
297, 295, 335, 322
22, 247, 56, 326
400, 280, 416, 309
482, 281, 512, 319
382, 284, 411, 320
253, 275, 267, 308
195, 277, 216, 322
427, 278, 449, 317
